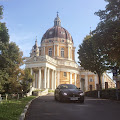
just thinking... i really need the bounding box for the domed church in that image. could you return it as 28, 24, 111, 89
25, 13, 115, 92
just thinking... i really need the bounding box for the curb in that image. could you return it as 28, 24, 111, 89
19, 96, 38, 120
19, 91, 49, 120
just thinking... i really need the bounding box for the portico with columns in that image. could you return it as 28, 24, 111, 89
26, 54, 80, 90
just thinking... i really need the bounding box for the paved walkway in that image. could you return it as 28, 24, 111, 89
25, 94, 120, 120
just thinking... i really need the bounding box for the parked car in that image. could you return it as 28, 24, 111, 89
54, 84, 84, 103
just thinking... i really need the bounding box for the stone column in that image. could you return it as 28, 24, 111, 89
30, 68, 33, 87
54, 44, 55, 57
71, 47, 72, 59
33, 72, 35, 87
58, 71, 60, 86
44, 46, 45, 55
38, 68, 41, 89
42, 47, 44, 56
35, 73, 38, 88
73, 50, 75, 61
70, 73, 72, 84
44, 67, 47, 89
85, 73, 88, 91
54, 71, 56, 89
47, 68, 50, 89
68, 46, 69, 59
74, 73, 76, 86
57, 45, 59, 56
80, 75, 82, 89
52, 70, 54, 90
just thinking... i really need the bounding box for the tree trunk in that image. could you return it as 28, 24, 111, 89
98, 73, 102, 90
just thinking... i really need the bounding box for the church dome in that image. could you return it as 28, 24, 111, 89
41, 13, 73, 43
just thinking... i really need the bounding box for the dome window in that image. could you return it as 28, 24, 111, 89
49, 31, 53, 35
62, 40, 64, 42
61, 48, 64, 58
48, 48, 52, 57
89, 78, 93, 82
61, 31, 65, 35
49, 40, 52, 42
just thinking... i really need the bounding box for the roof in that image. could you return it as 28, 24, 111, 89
41, 26, 73, 42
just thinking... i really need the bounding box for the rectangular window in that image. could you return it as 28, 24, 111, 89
49, 40, 52, 42
89, 78, 93, 82
64, 72, 67, 77
49, 51, 52, 56
62, 40, 64, 42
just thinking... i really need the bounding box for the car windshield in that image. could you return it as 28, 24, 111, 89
60, 84, 77, 89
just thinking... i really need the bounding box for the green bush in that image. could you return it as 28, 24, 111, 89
85, 89, 120, 100
48, 89, 54, 93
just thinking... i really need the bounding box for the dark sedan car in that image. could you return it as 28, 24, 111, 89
54, 84, 84, 103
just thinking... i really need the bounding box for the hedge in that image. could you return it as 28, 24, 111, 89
85, 89, 120, 100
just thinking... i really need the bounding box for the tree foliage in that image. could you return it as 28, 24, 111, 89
0, 5, 24, 93
93, 0, 120, 66
0, 5, 3, 20
20, 68, 34, 94
95, 0, 120, 22
78, 0, 120, 90
78, 35, 109, 89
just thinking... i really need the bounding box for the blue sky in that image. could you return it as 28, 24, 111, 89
1, 0, 108, 64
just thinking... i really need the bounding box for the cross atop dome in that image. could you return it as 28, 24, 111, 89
35, 36, 37, 42
57, 11, 59, 17
54, 12, 61, 27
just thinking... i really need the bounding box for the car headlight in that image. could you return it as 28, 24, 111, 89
80, 92, 84, 96
63, 93, 67, 95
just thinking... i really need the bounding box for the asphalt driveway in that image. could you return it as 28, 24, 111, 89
25, 93, 120, 120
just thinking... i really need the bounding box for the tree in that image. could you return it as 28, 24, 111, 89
0, 5, 3, 20
0, 5, 24, 93
95, 0, 120, 22
93, 0, 120, 66
20, 68, 34, 95
0, 42, 23, 93
77, 35, 109, 89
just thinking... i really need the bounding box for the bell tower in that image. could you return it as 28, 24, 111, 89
30, 37, 39, 57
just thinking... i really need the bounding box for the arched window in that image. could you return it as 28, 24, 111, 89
89, 77, 93, 82
61, 48, 64, 58
48, 48, 52, 57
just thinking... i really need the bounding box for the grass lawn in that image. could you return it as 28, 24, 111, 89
0, 96, 36, 120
